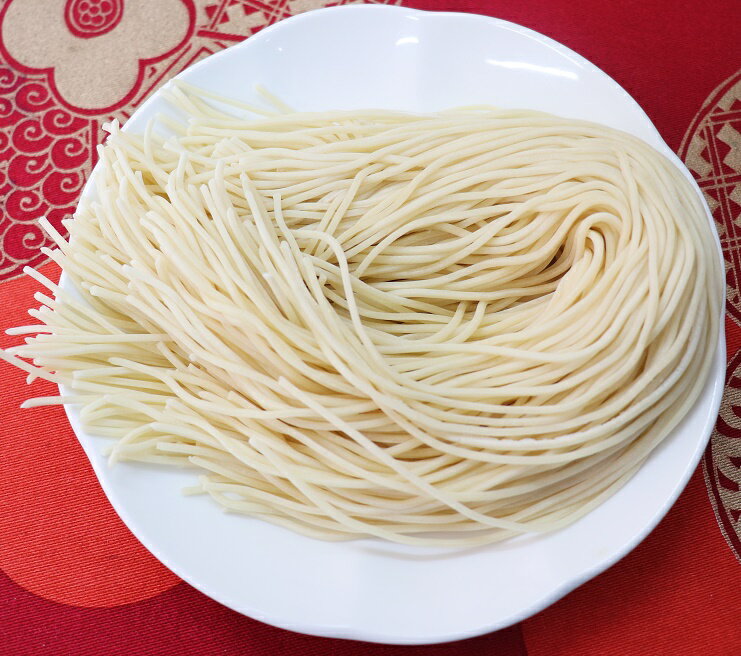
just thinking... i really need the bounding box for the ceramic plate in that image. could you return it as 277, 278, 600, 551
62, 5, 725, 645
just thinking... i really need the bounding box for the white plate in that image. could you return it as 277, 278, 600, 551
62, 5, 725, 645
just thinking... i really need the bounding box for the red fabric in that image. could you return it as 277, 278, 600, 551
0, 0, 739, 654
0, 568, 528, 656
0, 264, 180, 608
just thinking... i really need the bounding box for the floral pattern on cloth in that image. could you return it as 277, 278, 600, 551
679, 69, 741, 564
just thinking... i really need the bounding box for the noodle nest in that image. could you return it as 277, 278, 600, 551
1, 82, 721, 546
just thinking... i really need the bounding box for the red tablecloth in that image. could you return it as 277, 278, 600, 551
1, 1, 739, 654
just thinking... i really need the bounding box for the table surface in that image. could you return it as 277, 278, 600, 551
0, 1, 739, 654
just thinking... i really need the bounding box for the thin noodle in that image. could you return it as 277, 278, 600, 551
0, 82, 721, 546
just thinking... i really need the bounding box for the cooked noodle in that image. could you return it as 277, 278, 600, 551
1, 82, 721, 546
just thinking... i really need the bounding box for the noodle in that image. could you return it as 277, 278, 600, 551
0, 82, 721, 546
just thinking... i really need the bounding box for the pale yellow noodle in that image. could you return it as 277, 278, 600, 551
0, 81, 721, 546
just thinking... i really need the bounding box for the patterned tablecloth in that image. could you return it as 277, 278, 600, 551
0, 1, 739, 654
